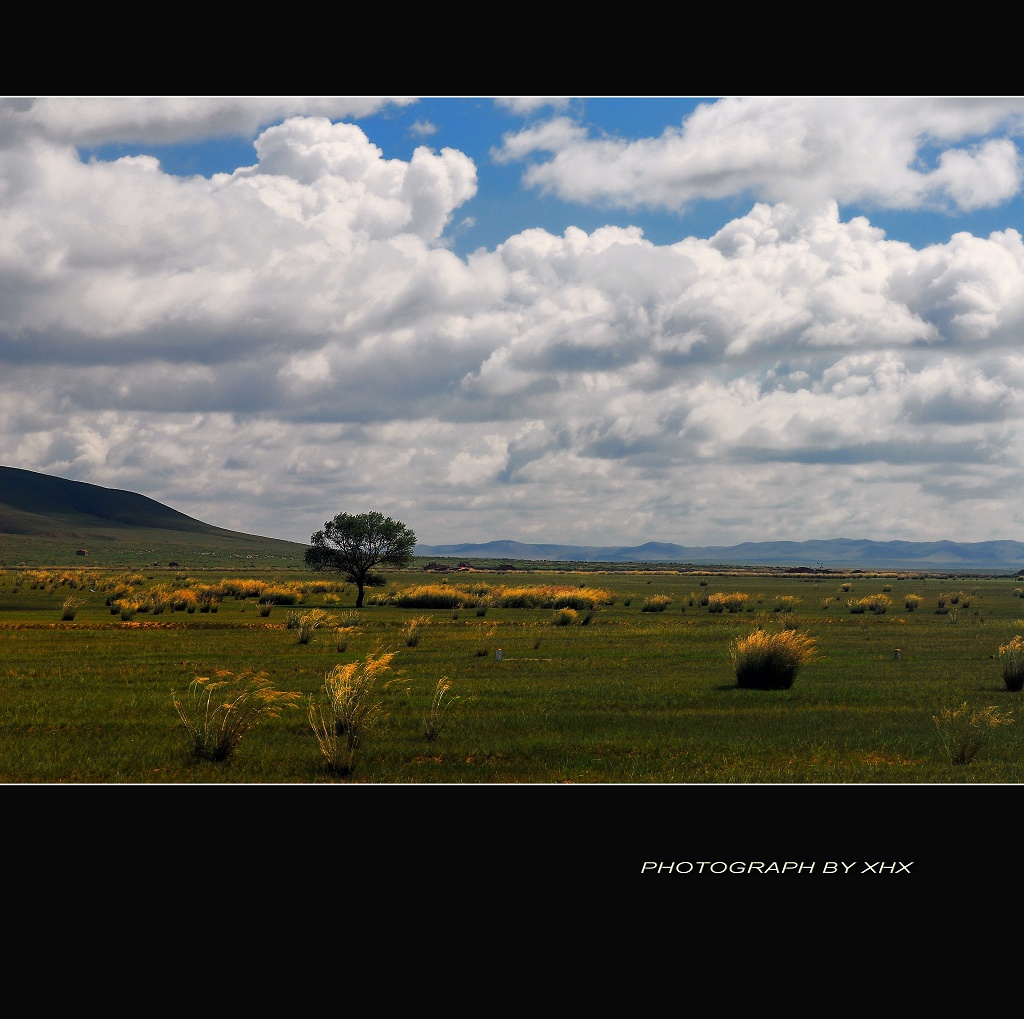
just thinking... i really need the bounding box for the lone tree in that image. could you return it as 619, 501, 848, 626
305, 511, 417, 608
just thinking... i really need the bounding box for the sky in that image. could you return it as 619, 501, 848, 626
3, 95, 1024, 549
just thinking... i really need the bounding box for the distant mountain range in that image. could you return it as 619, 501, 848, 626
4, 465, 1023, 572
414, 538, 1024, 571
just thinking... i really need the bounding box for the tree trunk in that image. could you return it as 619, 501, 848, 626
355, 582, 365, 608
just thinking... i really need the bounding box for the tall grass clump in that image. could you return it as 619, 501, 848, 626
999, 636, 1024, 692
849, 593, 891, 615
476, 624, 497, 654
172, 670, 300, 762
933, 702, 1014, 765
732, 629, 817, 690
641, 594, 671, 612
707, 592, 749, 613
552, 608, 578, 626
296, 609, 330, 644
402, 615, 431, 647
308, 652, 395, 775
376, 581, 612, 611
60, 596, 83, 621
423, 676, 459, 741
905, 594, 922, 611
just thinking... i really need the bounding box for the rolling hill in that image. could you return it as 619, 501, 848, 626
0, 466, 308, 568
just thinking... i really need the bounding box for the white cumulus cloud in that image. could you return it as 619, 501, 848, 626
494, 97, 1024, 213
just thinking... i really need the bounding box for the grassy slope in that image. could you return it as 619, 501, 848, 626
0, 466, 308, 568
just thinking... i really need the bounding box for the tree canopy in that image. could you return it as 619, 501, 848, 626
305, 511, 417, 607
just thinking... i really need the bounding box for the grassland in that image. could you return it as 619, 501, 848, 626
5, 562, 1024, 784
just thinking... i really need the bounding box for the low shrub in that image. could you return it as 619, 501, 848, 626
905, 594, 922, 611
552, 608, 578, 626
732, 629, 817, 690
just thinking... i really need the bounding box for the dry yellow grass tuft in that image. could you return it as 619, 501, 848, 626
732, 628, 817, 690
308, 652, 396, 774
172, 669, 300, 761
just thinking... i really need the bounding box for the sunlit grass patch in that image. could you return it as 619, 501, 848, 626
372, 581, 614, 610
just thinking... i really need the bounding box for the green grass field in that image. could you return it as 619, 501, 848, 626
4, 563, 1024, 783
